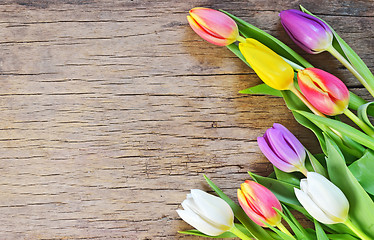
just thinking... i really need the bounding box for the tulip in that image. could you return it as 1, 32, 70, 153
187, 8, 239, 46
177, 189, 253, 240
298, 69, 374, 137
294, 172, 349, 224
279, 9, 333, 54
237, 180, 282, 227
177, 189, 234, 236
239, 38, 294, 90
298, 68, 349, 116
257, 123, 308, 175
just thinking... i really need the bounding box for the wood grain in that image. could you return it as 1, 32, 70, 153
0, 0, 372, 239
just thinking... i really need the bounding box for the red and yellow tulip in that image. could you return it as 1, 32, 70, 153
238, 180, 282, 227
187, 8, 239, 46
298, 68, 349, 116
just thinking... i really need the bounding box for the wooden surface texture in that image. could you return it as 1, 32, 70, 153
0, 0, 373, 239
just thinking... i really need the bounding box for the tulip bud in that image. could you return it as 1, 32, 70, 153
298, 68, 349, 116
238, 180, 282, 227
295, 172, 349, 224
177, 189, 234, 236
187, 8, 239, 46
239, 38, 294, 90
279, 9, 333, 54
257, 123, 307, 175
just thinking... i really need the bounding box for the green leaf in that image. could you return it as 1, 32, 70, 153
281, 89, 309, 112
203, 175, 273, 240
300, 6, 374, 96
327, 234, 359, 240
179, 224, 264, 239
349, 149, 374, 196
357, 102, 374, 130
325, 137, 374, 238
341, 134, 366, 157
248, 172, 308, 216
274, 167, 301, 186
239, 83, 282, 97
221, 10, 313, 69
283, 206, 314, 239
332, 34, 374, 93
178, 229, 237, 238
314, 220, 329, 240
274, 207, 311, 240
295, 110, 374, 151
263, 222, 296, 240
306, 150, 328, 178
324, 129, 363, 161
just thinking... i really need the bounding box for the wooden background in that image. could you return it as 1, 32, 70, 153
0, 0, 372, 239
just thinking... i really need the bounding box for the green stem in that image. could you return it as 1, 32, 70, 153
328, 132, 363, 158
298, 167, 308, 177
229, 224, 253, 240
237, 35, 246, 43
327, 46, 374, 98
281, 57, 305, 71
344, 108, 374, 137
276, 222, 295, 238
344, 219, 371, 240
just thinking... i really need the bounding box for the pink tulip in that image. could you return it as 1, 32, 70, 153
298, 68, 349, 116
187, 8, 239, 46
237, 180, 282, 227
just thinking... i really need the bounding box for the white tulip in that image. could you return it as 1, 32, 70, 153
294, 172, 349, 224
176, 189, 234, 236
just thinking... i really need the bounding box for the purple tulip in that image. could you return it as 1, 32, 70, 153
279, 9, 333, 54
257, 123, 307, 175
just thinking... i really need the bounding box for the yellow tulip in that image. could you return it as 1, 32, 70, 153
239, 38, 294, 90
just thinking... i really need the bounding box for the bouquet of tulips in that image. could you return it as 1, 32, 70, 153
176, 6, 374, 240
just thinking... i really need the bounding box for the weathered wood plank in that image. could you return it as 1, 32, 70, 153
0, 0, 372, 239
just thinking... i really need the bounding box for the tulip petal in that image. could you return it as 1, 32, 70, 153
190, 189, 234, 229
239, 39, 294, 90
272, 123, 306, 163
299, 179, 308, 192
257, 136, 296, 172
177, 209, 226, 236
305, 172, 349, 222
279, 9, 333, 54
187, 8, 238, 46
238, 188, 267, 227
246, 181, 282, 224
304, 68, 349, 101
266, 128, 301, 166
239, 181, 282, 227
189, 8, 238, 42
187, 15, 229, 46
298, 68, 349, 115
294, 188, 336, 224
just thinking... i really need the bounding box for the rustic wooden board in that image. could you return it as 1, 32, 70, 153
0, 0, 372, 239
